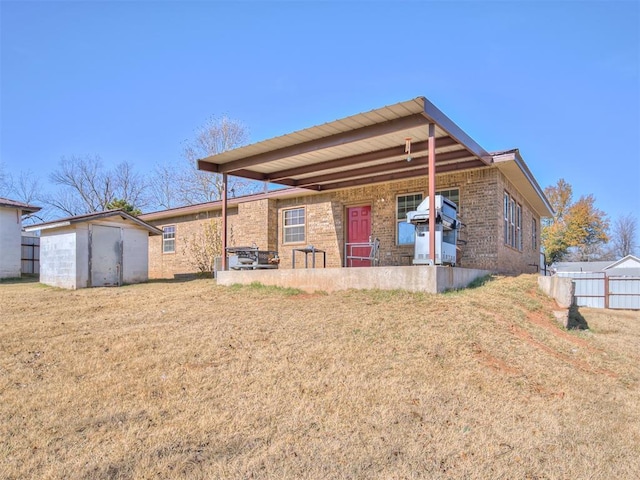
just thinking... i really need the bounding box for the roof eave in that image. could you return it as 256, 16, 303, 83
419, 97, 492, 164
25, 210, 163, 235
493, 150, 553, 217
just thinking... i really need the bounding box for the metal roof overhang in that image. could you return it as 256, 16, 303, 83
492, 150, 553, 217
197, 97, 494, 191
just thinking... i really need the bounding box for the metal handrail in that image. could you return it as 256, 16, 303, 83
344, 238, 380, 267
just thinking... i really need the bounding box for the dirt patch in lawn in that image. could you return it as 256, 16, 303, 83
1, 274, 639, 479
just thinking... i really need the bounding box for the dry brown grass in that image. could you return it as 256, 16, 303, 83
1, 274, 639, 479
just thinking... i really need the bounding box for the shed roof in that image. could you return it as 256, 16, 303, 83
197, 96, 552, 217
24, 210, 162, 235
0, 197, 41, 214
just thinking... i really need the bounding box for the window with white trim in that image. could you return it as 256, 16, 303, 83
283, 208, 305, 244
162, 225, 175, 253
397, 193, 423, 245
438, 188, 460, 207
504, 193, 510, 246
396, 189, 459, 246
504, 192, 522, 251
516, 204, 522, 251
532, 218, 538, 250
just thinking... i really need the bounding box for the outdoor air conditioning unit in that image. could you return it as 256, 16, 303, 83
213, 256, 223, 278
406, 195, 459, 266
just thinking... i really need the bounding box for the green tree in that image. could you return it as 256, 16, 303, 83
105, 198, 142, 216
542, 179, 609, 263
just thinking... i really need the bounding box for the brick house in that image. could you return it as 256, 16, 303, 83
141, 97, 552, 279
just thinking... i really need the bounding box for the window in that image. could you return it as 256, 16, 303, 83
532, 218, 538, 250
504, 192, 510, 246
516, 204, 522, 251
438, 188, 460, 207
396, 188, 460, 245
504, 192, 522, 251
283, 208, 305, 243
397, 193, 423, 245
510, 198, 516, 249
396, 189, 459, 246
162, 225, 175, 253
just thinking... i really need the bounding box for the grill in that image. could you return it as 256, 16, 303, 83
406, 195, 459, 266
226, 245, 280, 270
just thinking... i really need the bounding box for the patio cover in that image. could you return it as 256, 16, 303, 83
196, 96, 550, 267
197, 97, 492, 190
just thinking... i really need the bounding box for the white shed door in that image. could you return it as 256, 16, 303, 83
91, 225, 122, 287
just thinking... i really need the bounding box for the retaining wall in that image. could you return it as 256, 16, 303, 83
217, 266, 491, 294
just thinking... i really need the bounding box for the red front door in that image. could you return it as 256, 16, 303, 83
347, 205, 372, 267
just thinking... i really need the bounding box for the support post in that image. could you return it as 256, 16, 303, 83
428, 123, 436, 265
222, 173, 228, 271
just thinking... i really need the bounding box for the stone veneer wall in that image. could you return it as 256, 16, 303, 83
146, 167, 543, 278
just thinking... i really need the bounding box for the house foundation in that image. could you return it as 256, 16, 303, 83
216, 266, 491, 294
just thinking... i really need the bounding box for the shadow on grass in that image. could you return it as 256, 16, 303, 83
146, 273, 216, 285
466, 274, 495, 289
568, 305, 590, 330
0, 275, 39, 285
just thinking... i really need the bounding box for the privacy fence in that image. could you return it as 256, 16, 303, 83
21, 235, 40, 275
555, 271, 640, 309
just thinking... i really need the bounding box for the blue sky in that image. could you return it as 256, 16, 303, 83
1, 0, 639, 231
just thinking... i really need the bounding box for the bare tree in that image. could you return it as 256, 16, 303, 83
12, 170, 42, 205
113, 161, 147, 210
0, 165, 49, 223
148, 162, 180, 210
48, 155, 147, 216
178, 116, 261, 207
0, 162, 11, 197
611, 213, 638, 258
182, 220, 233, 274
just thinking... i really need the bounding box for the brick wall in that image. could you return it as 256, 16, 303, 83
147, 208, 241, 278
146, 168, 543, 278
496, 172, 542, 275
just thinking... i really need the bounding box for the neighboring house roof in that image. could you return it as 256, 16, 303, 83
196, 96, 553, 218
552, 261, 612, 273
603, 255, 640, 270
23, 210, 162, 235
606, 268, 640, 277
553, 256, 640, 274
0, 197, 41, 214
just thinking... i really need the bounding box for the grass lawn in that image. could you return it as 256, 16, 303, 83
1, 274, 638, 479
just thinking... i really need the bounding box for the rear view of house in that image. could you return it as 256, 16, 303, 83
0, 197, 41, 279
141, 97, 552, 283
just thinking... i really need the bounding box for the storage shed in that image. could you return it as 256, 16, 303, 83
0, 197, 41, 279
24, 210, 161, 289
